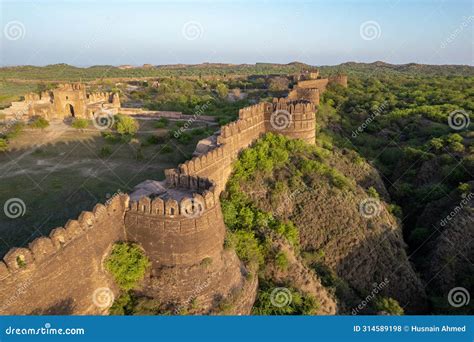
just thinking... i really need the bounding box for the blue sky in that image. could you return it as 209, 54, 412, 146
0, 0, 472, 66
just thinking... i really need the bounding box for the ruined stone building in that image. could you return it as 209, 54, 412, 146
0, 83, 120, 121
0, 71, 347, 315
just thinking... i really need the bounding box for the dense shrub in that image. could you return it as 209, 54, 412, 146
29, 117, 49, 129
105, 242, 150, 290
115, 114, 139, 137
275, 251, 289, 271
252, 281, 320, 315
374, 297, 404, 315
71, 118, 89, 129
4, 122, 24, 139
154, 117, 169, 128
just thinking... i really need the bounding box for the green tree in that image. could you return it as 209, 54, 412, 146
374, 297, 404, 315
115, 115, 139, 137
216, 83, 229, 99
105, 243, 150, 290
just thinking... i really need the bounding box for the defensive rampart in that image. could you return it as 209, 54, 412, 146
0, 195, 128, 314
0, 71, 347, 315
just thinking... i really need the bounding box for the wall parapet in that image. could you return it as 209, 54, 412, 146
0, 194, 129, 281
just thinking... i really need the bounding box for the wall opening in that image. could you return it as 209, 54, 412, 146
66, 104, 75, 117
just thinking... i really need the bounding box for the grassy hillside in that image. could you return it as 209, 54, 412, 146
0, 62, 472, 82
221, 133, 424, 314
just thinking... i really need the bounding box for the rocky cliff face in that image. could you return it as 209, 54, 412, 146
236, 145, 426, 313
415, 184, 474, 314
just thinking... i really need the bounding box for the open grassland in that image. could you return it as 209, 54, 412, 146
0, 119, 212, 256
0, 81, 39, 109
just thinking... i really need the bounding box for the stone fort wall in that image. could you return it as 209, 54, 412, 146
0, 195, 129, 315
0, 72, 347, 315
173, 98, 316, 193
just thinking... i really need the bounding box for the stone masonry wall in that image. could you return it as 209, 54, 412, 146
0, 72, 346, 315
0, 195, 129, 315
176, 99, 316, 193
124, 176, 223, 268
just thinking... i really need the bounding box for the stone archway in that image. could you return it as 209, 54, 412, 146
66, 104, 75, 117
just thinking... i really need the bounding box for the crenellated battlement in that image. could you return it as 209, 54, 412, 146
0, 193, 128, 281
0, 70, 347, 315
128, 172, 219, 219
56, 83, 85, 91
271, 97, 315, 113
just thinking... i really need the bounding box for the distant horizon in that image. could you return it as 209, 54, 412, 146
1, 60, 473, 68
1, 0, 472, 67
